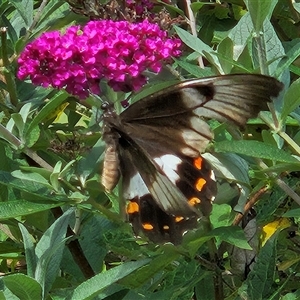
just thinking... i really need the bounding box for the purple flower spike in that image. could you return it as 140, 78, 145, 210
17, 20, 181, 99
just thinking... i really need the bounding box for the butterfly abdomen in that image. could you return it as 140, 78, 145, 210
101, 141, 120, 192
101, 104, 122, 192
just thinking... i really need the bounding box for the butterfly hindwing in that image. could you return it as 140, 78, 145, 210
121, 148, 215, 244
128, 193, 199, 245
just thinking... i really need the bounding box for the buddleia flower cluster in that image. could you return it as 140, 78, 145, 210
17, 19, 181, 99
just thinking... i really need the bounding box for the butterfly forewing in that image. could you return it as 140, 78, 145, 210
101, 74, 283, 244
119, 75, 283, 155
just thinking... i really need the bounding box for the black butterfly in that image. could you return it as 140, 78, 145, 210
101, 74, 283, 244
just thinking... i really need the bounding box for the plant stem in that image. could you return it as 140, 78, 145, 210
278, 130, 300, 156
256, 159, 300, 205
275, 177, 300, 206
259, 111, 300, 156
184, 0, 205, 68
24, 0, 49, 42
203, 217, 224, 300
253, 31, 269, 75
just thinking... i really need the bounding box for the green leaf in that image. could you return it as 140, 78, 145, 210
280, 293, 298, 300
156, 0, 185, 16
245, 0, 279, 32
261, 129, 281, 148
35, 208, 74, 298
66, 107, 81, 129
256, 177, 298, 224
2, 14, 18, 45
119, 246, 179, 289
204, 152, 250, 212
210, 204, 233, 228
49, 161, 62, 192
0, 171, 67, 202
262, 19, 285, 75
20, 166, 52, 179
11, 113, 25, 137
290, 64, 300, 76
0, 276, 20, 299
217, 37, 234, 73
275, 41, 300, 77
0, 291, 6, 300
282, 208, 300, 217
190, 2, 209, 12
186, 231, 215, 257
60, 160, 76, 178
11, 0, 34, 27
70, 259, 150, 300
95, 285, 130, 300
174, 26, 221, 71
0, 200, 63, 220
214, 140, 297, 163
0, 241, 23, 255
211, 226, 252, 250
246, 234, 277, 299
229, 13, 253, 60
25, 125, 40, 148
253, 162, 300, 175
173, 59, 213, 77
251, 19, 285, 75
25, 91, 68, 138
19, 103, 32, 124
195, 272, 214, 300
3, 274, 42, 300
131, 80, 179, 104
294, 3, 300, 14
34, 2, 70, 34
211, 51, 251, 73
18, 224, 37, 278
11, 170, 52, 190
62, 214, 113, 278
280, 78, 300, 122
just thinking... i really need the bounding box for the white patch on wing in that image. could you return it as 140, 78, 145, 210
180, 117, 213, 153
181, 88, 205, 108
123, 172, 149, 199
154, 154, 182, 184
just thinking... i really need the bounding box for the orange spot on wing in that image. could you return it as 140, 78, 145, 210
142, 223, 154, 230
163, 225, 170, 230
175, 216, 184, 222
194, 157, 203, 170
127, 201, 139, 214
188, 197, 201, 206
196, 178, 206, 191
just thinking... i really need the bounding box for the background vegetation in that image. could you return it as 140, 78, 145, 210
1, 0, 300, 299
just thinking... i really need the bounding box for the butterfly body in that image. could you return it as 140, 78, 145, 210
101, 74, 283, 244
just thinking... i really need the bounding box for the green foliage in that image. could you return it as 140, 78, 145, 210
245, 234, 277, 299
70, 259, 150, 300
0, 0, 300, 299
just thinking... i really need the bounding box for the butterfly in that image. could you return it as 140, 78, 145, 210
101, 74, 283, 244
